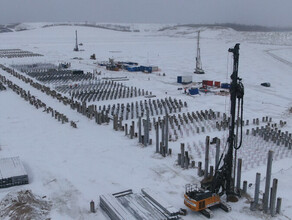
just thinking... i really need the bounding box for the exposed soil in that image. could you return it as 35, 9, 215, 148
0, 190, 51, 220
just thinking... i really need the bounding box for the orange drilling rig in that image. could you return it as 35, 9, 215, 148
184, 43, 244, 218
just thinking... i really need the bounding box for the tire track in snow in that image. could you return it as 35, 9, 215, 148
265, 48, 292, 68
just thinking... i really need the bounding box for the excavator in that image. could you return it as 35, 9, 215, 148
184, 44, 245, 218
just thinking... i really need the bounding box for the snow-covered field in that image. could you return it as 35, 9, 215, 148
0, 23, 292, 219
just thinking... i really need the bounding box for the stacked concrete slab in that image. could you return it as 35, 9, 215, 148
0, 157, 28, 188
100, 189, 180, 220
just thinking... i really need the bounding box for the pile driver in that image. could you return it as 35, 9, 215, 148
184, 43, 245, 218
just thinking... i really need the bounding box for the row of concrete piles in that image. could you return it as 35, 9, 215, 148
168, 109, 220, 141
103, 97, 185, 121
155, 114, 171, 157
112, 110, 153, 146
0, 49, 42, 58
0, 64, 186, 132
112, 111, 173, 156
246, 121, 291, 149
250, 150, 282, 217
169, 110, 267, 140
177, 136, 220, 173
177, 143, 194, 169
177, 136, 249, 197
26, 69, 95, 84
118, 112, 171, 154
11, 63, 57, 73
0, 64, 112, 127
70, 101, 110, 124
0, 81, 6, 91
67, 83, 151, 103
0, 74, 76, 128
2, 64, 166, 130
0, 64, 73, 106
215, 114, 277, 132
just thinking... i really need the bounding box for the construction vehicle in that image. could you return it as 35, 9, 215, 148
90, 53, 96, 60
184, 43, 244, 218
74, 30, 79, 52
106, 58, 119, 71
194, 31, 205, 74
184, 184, 231, 218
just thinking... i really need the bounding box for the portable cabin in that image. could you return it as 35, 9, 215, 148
178, 76, 192, 84
182, 76, 192, 84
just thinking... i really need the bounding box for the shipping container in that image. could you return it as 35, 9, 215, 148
182, 76, 192, 84
177, 76, 182, 83
142, 66, 152, 73
202, 80, 213, 86
127, 66, 141, 72
140, 66, 145, 72
189, 88, 199, 95
150, 66, 159, 71
221, 83, 230, 89
214, 81, 221, 87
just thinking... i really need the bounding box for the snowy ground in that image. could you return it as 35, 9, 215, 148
0, 23, 292, 219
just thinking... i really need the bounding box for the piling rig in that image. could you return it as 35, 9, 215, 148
194, 31, 205, 74
184, 43, 244, 218
74, 30, 79, 52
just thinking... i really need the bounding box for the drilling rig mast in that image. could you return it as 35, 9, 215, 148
74, 30, 79, 52
184, 43, 245, 218
194, 31, 205, 74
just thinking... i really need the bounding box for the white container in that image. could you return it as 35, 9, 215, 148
182, 75, 192, 83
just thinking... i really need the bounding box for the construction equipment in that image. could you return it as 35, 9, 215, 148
194, 31, 205, 74
106, 58, 119, 71
184, 43, 244, 218
74, 30, 79, 52
90, 53, 96, 60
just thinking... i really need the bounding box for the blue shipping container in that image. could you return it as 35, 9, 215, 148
177, 76, 182, 83
127, 66, 141, 72
135, 66, 141, 71
189, 88, 199, 95
140, 66, 145, 72
221, 83, 230, 89
143, 66, 152, 73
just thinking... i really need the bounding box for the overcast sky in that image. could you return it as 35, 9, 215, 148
0, 0, 291, 26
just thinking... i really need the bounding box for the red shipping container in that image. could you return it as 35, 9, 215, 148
214, 81, 221, 87
203, 80, 213, 86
